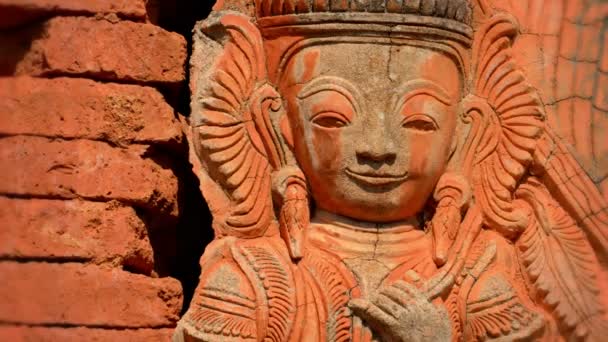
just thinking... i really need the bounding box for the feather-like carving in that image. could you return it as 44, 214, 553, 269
465, 293, 544, 341
533, 129, 608, 265
184, 287, 258, 339
464, 13, 545, 239
240, 245, 296, 342
302, 250, 352, 342
490, 0, 608, 196
516, 177, 608, 340
192, 14, 284, 238
187, 306, 258, 339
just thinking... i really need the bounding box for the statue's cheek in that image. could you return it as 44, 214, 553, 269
309, 127, 344, 174
406, 131, 452, 179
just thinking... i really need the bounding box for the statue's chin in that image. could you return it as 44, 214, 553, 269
316, 197, 423, 223
310, 178, 431, 223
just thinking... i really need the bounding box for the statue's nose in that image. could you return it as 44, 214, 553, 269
356, 133, 397, 165
357, 146, 396, 163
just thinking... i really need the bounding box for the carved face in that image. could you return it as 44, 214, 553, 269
280, 43, 462, 222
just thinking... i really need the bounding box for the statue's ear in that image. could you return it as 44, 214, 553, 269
459, 13, 545, 239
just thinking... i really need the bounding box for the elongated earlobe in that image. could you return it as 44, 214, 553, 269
272, 166, 309, 260
431, 172, 471, 266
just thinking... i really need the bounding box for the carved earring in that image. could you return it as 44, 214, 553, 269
431, 172, 472, 267
272, 166, 309, 260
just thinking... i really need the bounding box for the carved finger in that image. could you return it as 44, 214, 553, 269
348, 299, 398, 328
372, 293, 408, 318
393, 280, 424, 299
404, 270, 423, 285
381, 286, 414, 307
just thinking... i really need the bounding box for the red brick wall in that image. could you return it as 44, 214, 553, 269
0, 1, 207, 340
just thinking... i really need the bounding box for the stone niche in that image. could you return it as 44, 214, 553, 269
175, 0, 608, 341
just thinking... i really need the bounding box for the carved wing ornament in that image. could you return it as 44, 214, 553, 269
191, 14, 285, 238
462, 12, 546, 239
490, 0, 608, 193
463, 2, 608, 341
516, 177, 608, 340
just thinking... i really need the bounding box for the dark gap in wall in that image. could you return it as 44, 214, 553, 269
155, 0, 214, 117
152, 0, 215, 314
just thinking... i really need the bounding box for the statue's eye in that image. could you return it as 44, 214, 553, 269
311, 112, 349, 128
402, 114, 438, 132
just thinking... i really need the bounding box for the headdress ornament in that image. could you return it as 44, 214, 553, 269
254, 0, 473, 45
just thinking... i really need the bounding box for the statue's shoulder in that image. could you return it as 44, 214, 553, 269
175, 235, 297, 342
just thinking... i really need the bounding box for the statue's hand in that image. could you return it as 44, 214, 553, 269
348, 271, 451, 342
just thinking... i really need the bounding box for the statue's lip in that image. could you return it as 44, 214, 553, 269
344, 168, 408, 186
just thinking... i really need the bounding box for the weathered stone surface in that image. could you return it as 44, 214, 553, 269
0, 77, 182, 146
0, 197, 154, 273
177, 1, 608, 341
0, 0, 147, 29
0, 262, 182, 327
3, 17, 186, 84
0, 136, 178, 215
0, 327, 174, 342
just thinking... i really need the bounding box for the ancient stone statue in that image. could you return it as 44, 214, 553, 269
175, 0, 608, 340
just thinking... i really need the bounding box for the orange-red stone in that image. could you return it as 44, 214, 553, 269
0, 327, 174, 342
8, 17, 186, 84
0, 77, 182, 146
0, 262, 182, 327
0, 136, 178, 215
0, 0, 147, 29
0, 198, 154, 273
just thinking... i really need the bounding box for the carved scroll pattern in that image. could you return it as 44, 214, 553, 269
516, 177, 608, 340
463, 13, 545, 238
192, 14, 283, 238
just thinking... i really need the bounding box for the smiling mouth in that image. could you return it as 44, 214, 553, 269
344, 168, 408, 186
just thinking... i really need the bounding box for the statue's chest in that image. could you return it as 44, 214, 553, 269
294, 245, 438, 341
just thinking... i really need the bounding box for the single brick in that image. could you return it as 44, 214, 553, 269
555, 57, 576, 102
0, 262, 182, 327
578, 22, 602, 62
559, 21, 579, 60
5, 17, 186, 84
594, 71, 608, 111
0, 0, 147, 29
0, 76, 182, 146
0, 136, 178, 216
0, 326, 174, 342
574, 61, 597, 99
0, 197, 154, 274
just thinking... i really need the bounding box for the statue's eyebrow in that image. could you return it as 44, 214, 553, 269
392, 79, 453, 112
297, 76, 363, 113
